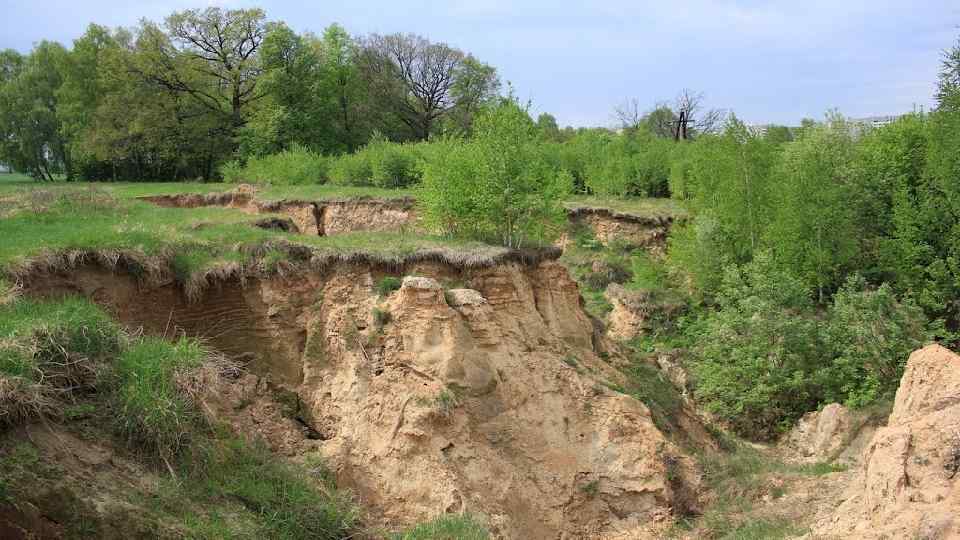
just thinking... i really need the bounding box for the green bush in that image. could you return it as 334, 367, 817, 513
224, 145, 329, 185
328, 136, 424, 188
691, 252, 930, 439
692, 252, 824, 440
376, 276, 402, 296
418, 99, 571, 247
112, 337, 206, 460
820, 276, 929, 407
328, 151, 373, 186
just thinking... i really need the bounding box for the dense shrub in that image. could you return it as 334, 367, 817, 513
329, 136, 424, 188
223, 145, 329, 185
418, 99, 571, 247
820, 276, 929, 407
691, 253, 932, 439
328, 151, 373, 186
692, 252, 824, 440
562, 129, 675, 197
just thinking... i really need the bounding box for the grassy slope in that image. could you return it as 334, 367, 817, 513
1, 179, 688, 219
0, 293, 359, 539
565, 194, 688, 219
0, 188, 499, 282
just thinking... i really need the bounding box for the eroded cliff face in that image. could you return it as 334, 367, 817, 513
567, 208, 680, 254
140, 191, 417, 237
812, 344, 960, 539
24, 259, 698, 539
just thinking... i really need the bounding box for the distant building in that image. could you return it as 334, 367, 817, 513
0, 163, 10, 173
851, 115, 902, 129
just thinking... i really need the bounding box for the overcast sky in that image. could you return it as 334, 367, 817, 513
1, 0, 957, 127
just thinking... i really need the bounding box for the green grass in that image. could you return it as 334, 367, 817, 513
4, 180, 688, 217
0, 187, 506, 283
391, 513, 490, 540
678, 439, 843, 539
376, 276, 403, 296
0, 172, 32, 186
624, 361, 683, 434
112, 337, 207, 460
565, 195, 688, 219
180, 438, 358, 539
0, 295, 121, 380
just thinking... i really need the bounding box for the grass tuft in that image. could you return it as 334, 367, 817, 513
391, 513, 490, 540
376, 276, 403, 297
0, 296, 121, 426
111, 337, 207, 461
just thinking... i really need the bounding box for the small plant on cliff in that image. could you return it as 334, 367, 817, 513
580, 479, 599, 499
434, 388, 461, 418
372, 307, 391, 330
181, 437, 359, 539
562, 353, 580, 369
0, 296, 122, 427
376, 276, 402, 297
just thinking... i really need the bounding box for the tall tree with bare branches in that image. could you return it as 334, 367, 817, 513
360, 33, 498, 140
133, 7, 267, 129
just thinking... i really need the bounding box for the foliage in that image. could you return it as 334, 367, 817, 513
418, 99, 571, 247
666, 117, 778, 297
223, 145, 329, 185
766, 115, 859, 300
692, 252, 823, 439
820, 276, 929, 407
376, 276, 403, 296
0, 8, 502, 182
329, 136, 424, 188
691, 252, 932, 439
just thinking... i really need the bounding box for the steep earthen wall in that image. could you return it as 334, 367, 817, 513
23, 259, 698, 539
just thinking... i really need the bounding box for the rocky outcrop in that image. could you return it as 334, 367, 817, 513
782, 403, 878, 467
813, 344, 960, 539
23, 258, 700, 539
